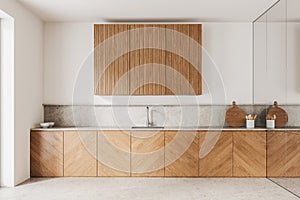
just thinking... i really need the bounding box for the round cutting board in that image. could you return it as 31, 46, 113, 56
267, 101, 288, 128
225, 101, 246, 128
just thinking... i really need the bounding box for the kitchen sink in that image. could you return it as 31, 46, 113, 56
131, 126, 164, 129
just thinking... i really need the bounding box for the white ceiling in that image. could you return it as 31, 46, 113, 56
17, 0, 278, 22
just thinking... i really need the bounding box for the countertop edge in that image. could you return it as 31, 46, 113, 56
30, 127, 300, 132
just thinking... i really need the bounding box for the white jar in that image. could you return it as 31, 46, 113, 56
246, 120, 255, 129
266, 120, 275, 129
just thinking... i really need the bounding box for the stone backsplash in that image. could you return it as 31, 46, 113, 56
43, 104, 300, 128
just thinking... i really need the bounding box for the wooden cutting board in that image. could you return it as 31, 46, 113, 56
225, 101, 246, 128
267, 101, 288, 128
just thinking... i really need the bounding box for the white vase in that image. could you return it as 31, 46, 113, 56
266, 120, 275, 129
246, 120, 255, 129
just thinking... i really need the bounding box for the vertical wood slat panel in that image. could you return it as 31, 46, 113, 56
189, 25, 202, 95
95, 24, 202, 95
94, 25, 103, 94
129, 24, 166, 95
129, 24, 142, 95
94, 24, 129, 95
165, 24, 202, 95
166, 24, 192, 95
145, 24, 166, 95
116, 25, 130, 95
165, 24, 176, 95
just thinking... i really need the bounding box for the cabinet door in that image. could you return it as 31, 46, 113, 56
30, 131, 63, 177
285, 132, 300, 177
64, 131, 97, 177
131, 131, 164, 176
267, 131, 287, 177
98, 130, 131, 176
199, 131, 232, 177
267, 131, 300, 177
165, 131, 198, 177
233, 131, 266, 177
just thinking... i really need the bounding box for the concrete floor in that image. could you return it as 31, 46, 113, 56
270, 178, 300, 197
0, 178, 299, 200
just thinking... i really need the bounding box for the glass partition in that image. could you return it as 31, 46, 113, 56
254, 0, 287, 104
254, 0, 300, 197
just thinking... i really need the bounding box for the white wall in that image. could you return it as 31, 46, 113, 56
287, 22, 300, 104
44, 23, 253, 105
0, 0, 44, 186
0, 10, 15, 187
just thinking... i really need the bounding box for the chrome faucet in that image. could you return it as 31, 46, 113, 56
146, 106, 152, 127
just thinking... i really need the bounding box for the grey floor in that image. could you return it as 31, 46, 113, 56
270, 178, 300, 197
0, 178, 299, 200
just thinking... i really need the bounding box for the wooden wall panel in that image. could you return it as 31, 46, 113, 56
30, 131, 63, 177
129, 24, 166, 95
165, 131, 199, 177
233, 131, 266, 177
98, 131, 131, 176
94, 24, 129, 95
199, 131, 232, 177
131, 131, 164, 176
94, 24, 202, 95
189, 25, 202, 95
165, 24, 202, 95
64, 131, 97, 177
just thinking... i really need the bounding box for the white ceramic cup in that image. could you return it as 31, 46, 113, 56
246, 120, 255, 129
266, 120, 275, 129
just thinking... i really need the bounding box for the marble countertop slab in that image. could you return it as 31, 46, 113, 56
31, 126, 300, 132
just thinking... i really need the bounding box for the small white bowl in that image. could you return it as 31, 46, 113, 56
47, 122, 55, 128
40, 123, 50, 128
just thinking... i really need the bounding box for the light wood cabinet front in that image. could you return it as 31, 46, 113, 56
199, 131, 232, 177
64, 131, 97, 177
31, 129, 283, 178
233, 131, 266, 177
98, 130, 131, 176
30, 131, 63, 177
165, 131, 199, 177
267, 131, 300, 177
131, 131, 164, 176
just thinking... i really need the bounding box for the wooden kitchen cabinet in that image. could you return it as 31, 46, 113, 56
267, 131, 300, 177
233, 131, 266, 177
165, 131, 199, 177
64, 131, 97, 177
30, 131, 64, 177
199, 131, 232, 177
131, 131, 164, 176
98, 130, 131, 176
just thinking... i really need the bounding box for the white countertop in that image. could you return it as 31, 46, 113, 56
31, 126, 300, 132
